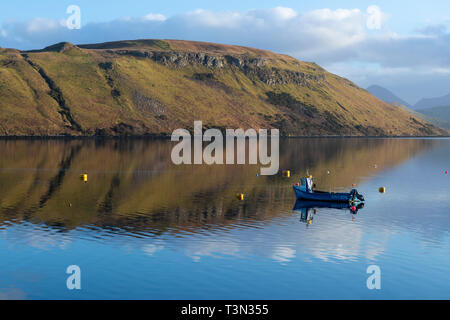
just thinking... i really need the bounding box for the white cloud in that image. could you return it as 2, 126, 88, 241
431, 67, 450, 74
308, 8, 361, 21
272, 7, 297, 20
143, 13, 166, 22
25, 18, 65, 34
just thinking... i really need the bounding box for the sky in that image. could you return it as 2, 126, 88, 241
1, 0, 450, 104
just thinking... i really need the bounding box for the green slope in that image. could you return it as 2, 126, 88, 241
0, 40, 447, 136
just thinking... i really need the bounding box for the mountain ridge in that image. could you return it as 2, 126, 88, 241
416, 105, 450, 129
0, 39, 446, 136
415, 93, 450, 110
366, 84, 411, 107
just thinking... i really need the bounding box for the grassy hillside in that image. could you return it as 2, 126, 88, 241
0, 39, 446, 136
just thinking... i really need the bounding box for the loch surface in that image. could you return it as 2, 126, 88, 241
0, 138, 449, 299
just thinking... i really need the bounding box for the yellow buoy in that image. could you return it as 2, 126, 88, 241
80, 173, 88, 183
236, 193, 244, 201
282, 170, 291, 178
379, 187, 386, 193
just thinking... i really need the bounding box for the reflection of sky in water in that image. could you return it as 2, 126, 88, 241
0, 138, 450, 299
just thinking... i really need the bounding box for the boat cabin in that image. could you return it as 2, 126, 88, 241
299, 176, 314, 193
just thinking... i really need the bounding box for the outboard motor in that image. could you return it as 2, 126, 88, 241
350, 189, 365, 202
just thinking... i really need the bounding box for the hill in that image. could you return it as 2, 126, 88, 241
415, 93, 450, 110
0, 39, 446, 136
415, 105, 450, 129
367, 85, 411, 107
400, 106, 450, 130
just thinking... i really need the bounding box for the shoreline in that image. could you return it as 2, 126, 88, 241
0, 134, 449, 140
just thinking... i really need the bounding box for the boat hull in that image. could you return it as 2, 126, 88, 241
293, 186, 352, 202
293, 200, 352, 211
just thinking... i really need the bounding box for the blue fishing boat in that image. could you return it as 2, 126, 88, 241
293, 176, 364, 203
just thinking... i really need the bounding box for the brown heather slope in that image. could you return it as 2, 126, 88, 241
0, 39, 446, 136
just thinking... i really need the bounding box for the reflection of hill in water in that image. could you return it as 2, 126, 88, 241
0, 138, 438, 234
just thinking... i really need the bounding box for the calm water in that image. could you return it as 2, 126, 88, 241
0, 138, 449, 300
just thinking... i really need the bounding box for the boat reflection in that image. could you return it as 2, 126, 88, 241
293, 200, 365, 225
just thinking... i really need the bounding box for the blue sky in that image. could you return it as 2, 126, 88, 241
1, 1, 450, 103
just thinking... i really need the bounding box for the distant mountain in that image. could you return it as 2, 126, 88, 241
365, 85, 450, 130
415, 105, 450, 129
0, 39, 445, 136
402, 107, 450, 130
367, 85, 411, 107
414, 93, 450, 110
